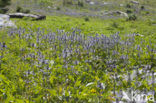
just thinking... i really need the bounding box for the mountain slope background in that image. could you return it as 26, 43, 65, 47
9, 0, 156, 19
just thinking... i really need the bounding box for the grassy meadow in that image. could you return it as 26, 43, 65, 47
11, 16, 156, 37
0, 0, 156, 102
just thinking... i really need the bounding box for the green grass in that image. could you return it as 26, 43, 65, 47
11, 15, 156, 38
0, 16, 156, 102
0, 9, 156, 103
0, 0, 154, 102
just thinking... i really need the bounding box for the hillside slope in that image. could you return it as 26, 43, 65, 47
8, 0, 156, 19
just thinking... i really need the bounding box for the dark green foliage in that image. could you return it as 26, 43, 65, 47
126, 4, 132, 8
0, 8, 8, 13
56, 7, 60, 10
23, 9, 30, 13
84, 17, 89, 21
111, 22, 119, 28
16, 6, 22, 12
63, 0, 73, 6
78, 0, 84, 7
140, 5, 145, 10
0, 0, 10, 13
145, 11, 150, 15
127, 14, 137, 21
16, 6, 30, 14
126, 9, 133, 14
0, 0, 10, 8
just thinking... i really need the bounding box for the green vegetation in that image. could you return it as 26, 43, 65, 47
0, 0, 11, 13
0, 14, 155, 103
0, 0, 10, 8
11, 16, 156, 39
16, 6, 30, 14
0, 0, 155, 102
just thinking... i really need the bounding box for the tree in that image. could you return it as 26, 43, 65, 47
0, 0, 11, 13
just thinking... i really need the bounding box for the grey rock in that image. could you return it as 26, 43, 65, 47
8, 13, 46, 20
47, 6, 51, 9
104, 11, 128, 17
130, 1, 139, 5
89, 1, 95, 5
0, 14, 16, 29
103, 2, 111, 5
85, 0, 91, 3
115, 11, 128, 17
120, 4, 124, 7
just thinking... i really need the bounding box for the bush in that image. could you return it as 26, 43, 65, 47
145, 11, 149, 15
16, 6, 30, 14
141, 11, 150, 15
111, 22, 119, 28
67, 1, 73, 5
127, 14, 137, 21
126, 9, 133, 14
16, 6, 23, 12
23, 9, 30, 13
56, 7, 60, 11
0, 9, 4, 13
63, 0, 73, 5
0, 8, 9, 13
0, 0, 11, 8
78, 1, 84, 7
126, 4, 132, 8
84, 17, 89, 21
0, 0, 10, 13
140, 5, 145, 10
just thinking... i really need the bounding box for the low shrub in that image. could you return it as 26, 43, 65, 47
22, 9, 30, 13
78, 1, 84, 7
16, 6, 22, 12
111, 22, 119, 28
56, 7, 60, 11
127, 14, 137, 21
16, 6, 30, 14
140, 5, 145, 10
126, 9, 133, 14
126, 4, 132, 8
0, 8, 8, 14
84, 17, 89, 21
63, 0, 73, 5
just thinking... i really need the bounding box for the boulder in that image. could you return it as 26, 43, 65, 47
8, 13, 46, 20
115, 11, 128, 17
103, 2, 111, 5
0, 14, 16, 29
85, 0, 91, 3
89, 2, 95, 5
104, 11, 128, 17
120, 4, 124, 7
130, 1, 139, 5
47, 6, 51, 9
